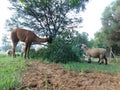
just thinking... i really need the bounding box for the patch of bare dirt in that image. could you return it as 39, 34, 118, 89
20, 61, 120, 90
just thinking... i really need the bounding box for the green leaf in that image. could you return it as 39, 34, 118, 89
20, 0, 25, 3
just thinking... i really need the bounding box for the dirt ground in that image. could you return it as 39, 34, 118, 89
20, 61, 120, 90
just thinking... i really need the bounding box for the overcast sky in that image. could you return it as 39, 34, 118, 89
79, 0, 114, 39
0, 0, 12, 46
0, 0, 114, 46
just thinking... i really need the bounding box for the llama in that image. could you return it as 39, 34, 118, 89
81, 44, 108, 65
11, 28, 52, 58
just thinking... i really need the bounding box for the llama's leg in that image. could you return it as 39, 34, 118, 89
24, 44, 28, 59
11, 32, 19, 57
12, 42, 18, 57
26, 43, 31, 59
24, 42, 31, 59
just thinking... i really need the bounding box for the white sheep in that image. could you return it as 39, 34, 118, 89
6, 49, 12, 56
35, 45, 42, 52
81, 44, 108, 65
21, 46, 36, 56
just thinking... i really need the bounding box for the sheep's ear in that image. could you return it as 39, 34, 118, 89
81, 44, 87, 48
81, 44, 85, 46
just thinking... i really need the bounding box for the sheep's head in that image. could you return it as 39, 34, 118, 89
81, 44, 87, 49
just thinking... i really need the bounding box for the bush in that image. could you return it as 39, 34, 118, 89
29, 49, 36, 58
35, 38, 81, 63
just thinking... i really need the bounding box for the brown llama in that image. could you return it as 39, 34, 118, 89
11, 28, 52, 58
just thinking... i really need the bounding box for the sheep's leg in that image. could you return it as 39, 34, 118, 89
99, 59, 104, 64
88, 56, 91, 63
104, 56, 108, 65
101, 60, 104, 64
98, 55, 104, 64
98, 57, 100, 64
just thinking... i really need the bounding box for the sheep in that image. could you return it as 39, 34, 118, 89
81, 44, 108, 65
21, 45, 46, 57
6, 49, 12, 56
21, 46, 25, 56
21, 46, 36, 57
34, 45, 46, 52
35, 45, 42, 52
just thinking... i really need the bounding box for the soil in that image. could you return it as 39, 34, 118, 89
20, 60, 120, 90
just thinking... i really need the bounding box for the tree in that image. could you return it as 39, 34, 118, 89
6, 0, 88, 39
95, 0, 120, 55
71, 31, 89, 59
6, 0, 89, 61
31, 31, 89, 63
1, 34, 11, 51
96, 0, 120, 46
11, 0, 89, 11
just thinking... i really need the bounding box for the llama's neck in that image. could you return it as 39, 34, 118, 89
34, 36, 48, 43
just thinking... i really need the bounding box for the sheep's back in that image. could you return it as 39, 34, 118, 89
86, 48, 106, 57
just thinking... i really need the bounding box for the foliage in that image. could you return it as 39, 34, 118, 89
70, 0, 89, 11
94, 0, 120, 55
33, 38, 79, 63
89, 38, 106, 48
13, 0, 89, 11
110, 44, 120, 55
95, 0, 120, 46
71, 32, 89, 58
29, 49, 36, 58
1, 34, 11, 51
6, 0, 89, 62
0, 54, 25, 90
30, 31, 89, 63
7, 0, 88, 39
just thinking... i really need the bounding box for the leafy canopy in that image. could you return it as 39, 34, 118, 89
7, 0, 88, 38
95, 0, 120, 46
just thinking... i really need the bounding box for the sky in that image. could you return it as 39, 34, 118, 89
0, 0, 114, 46
0, 0, 12, 46
79, 0, 114, 39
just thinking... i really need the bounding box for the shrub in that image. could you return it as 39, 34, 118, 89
29, 49, 36, 58
35, 38, 81, 63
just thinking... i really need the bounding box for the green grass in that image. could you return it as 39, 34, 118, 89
0, 54, 26, 90
61, 59, 120, 73
0, 53, 120, 89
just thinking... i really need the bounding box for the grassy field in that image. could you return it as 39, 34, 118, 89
0, 54, 120, 89
61, 58, 120, 73
0, 54, 25, 90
